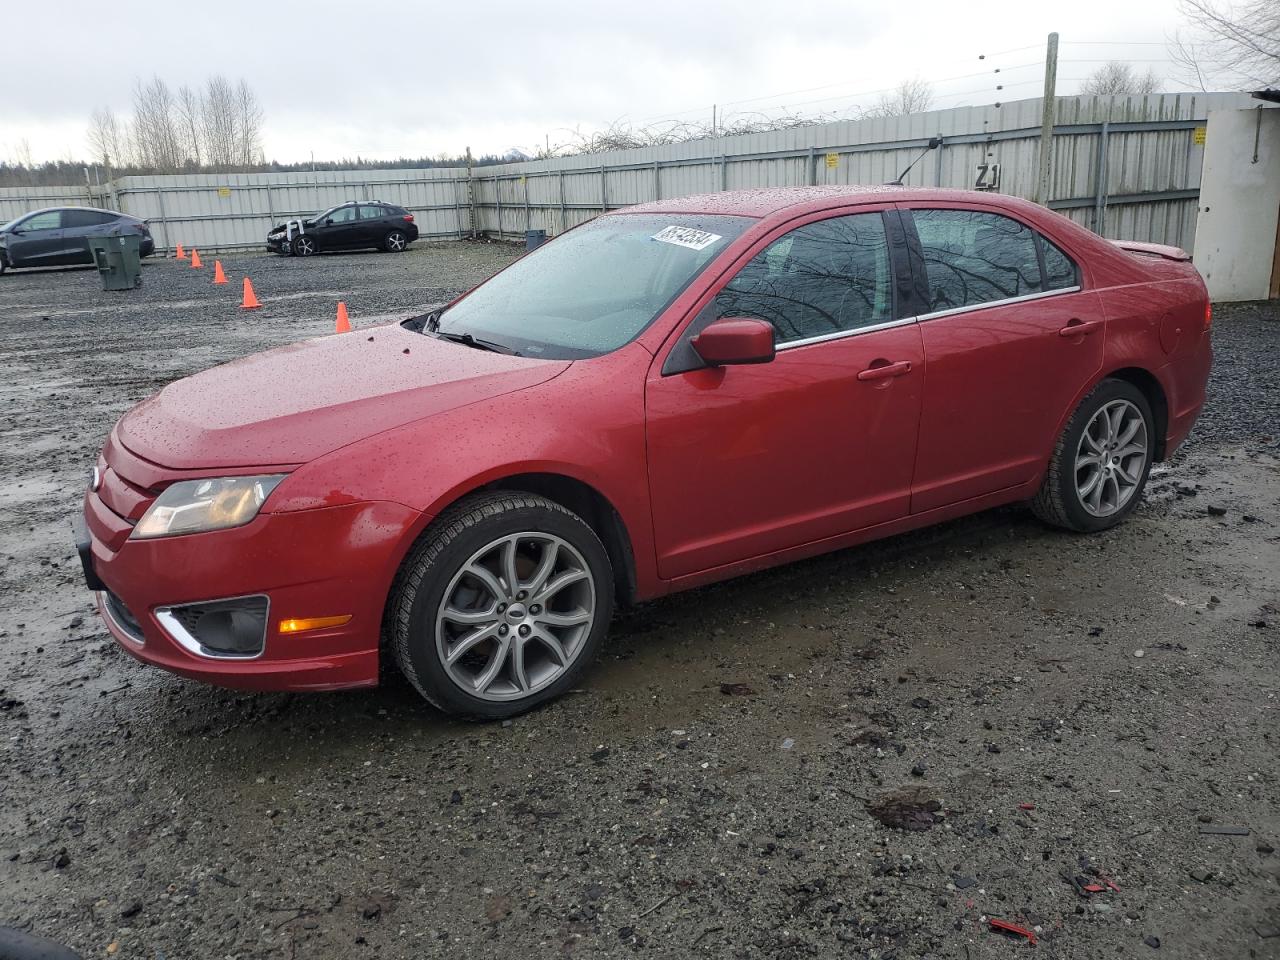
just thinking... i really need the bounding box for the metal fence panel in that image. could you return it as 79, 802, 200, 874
0, 93, 1254, 253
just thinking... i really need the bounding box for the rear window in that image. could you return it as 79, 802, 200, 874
912, 209, 1043, 311
63, 210, 118, 228
1040, 237, 1079, 290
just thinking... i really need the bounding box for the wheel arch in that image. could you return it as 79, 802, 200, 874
1104, 366, 1170, 460
475, 472, 638, 607
384, 470, 639, 622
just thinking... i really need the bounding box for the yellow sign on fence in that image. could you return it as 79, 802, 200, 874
1193, 127, 1206, 146
825, 152, 839, 169
217, 187, 231, 198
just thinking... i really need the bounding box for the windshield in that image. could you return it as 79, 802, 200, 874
435, 213, 753, 359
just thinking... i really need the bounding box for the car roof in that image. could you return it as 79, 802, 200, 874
618, 185, 1043, 220
20, 205, 130, 217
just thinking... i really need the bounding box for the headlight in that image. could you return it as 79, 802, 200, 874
132, 475, 285, 539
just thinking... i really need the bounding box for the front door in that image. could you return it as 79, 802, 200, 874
320, 205, 360, 247
903, 205, 1106, 512
646, 208, 925, 581
7, 210, 65, 267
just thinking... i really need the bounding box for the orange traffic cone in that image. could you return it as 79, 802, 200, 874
175, 242, 187, 260
212, 260, 228, 284
190, 249, 203, 268
335, 302, 351, 333
241, 276, 261, 310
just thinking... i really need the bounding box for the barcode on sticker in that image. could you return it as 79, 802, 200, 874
651, 226, 722, 251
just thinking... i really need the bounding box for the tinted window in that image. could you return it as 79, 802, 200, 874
326, 206, 357, 223
711, 212, 892, 345
21, 211, 62, 231
63, 210, 117, 228
913, 210, 1042, 311
1040, 236, 1078, 290
358, 205, 389, 220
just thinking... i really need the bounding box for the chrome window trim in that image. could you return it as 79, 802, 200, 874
772, 285, 1081, 353
775, 315, 918, 352
98, 590, 144, 647
912, 285, 1082, 323
154, 594, 271, 661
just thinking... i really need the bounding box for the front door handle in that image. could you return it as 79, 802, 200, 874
1058, 319, 1104, 337
857, 359, 913, 381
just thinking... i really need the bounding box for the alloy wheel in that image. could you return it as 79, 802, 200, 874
295, 236, 316, 256
1074, 398, 1148, 517
434, 532, 596, 702
387, 232, 407, 252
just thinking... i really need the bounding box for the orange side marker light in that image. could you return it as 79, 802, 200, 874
279, 615, 353, 634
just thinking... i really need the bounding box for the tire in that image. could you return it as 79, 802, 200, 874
0, 255, 7, 275
388, 491, 614, 719
291, 234, 318, 257
383, 229, 408, 253
1032, 378, 1155, 532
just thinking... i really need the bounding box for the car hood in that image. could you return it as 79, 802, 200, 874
117, 323, 570, 470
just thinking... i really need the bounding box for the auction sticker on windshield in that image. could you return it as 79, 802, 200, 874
651, 226, 723, 251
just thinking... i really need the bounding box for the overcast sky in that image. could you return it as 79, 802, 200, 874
4, 0, 1196, 164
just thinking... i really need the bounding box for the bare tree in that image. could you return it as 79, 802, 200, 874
131, 77, 185, 171
1172, 0, 1280, 88
87, 107, 127, 169
1081, 61, 1161, 95
175, 85, 203, 167
864, 78, 935, 119
234, 79, 264, 167
200, 75, 239, 170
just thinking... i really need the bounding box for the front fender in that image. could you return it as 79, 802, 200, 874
270, 343, 660, 595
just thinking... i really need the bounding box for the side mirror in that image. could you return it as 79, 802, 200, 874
325, 218, 334, 225
691, 317, 776, 367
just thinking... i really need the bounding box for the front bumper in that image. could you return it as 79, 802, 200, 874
266, 234, 287, 253
80, 488, 424, 691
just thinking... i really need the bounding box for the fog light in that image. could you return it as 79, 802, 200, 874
156, 595, 269, 659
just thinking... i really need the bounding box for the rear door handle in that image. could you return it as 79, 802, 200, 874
1059, 319, 1103, 337
857, 359, 913, 381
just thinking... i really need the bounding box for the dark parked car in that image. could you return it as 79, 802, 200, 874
0, 206, 153, 273
266, 201, 418, 257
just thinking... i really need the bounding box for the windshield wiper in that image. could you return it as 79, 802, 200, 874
429, 329, 519, 355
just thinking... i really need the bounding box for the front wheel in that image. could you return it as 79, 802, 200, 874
383, 230, 408, 253
1032, 378, 1154, 532
291, 234, 318, 257
388, 492, 614, 719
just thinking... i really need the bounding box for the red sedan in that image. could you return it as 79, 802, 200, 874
77, 186, 1212, 718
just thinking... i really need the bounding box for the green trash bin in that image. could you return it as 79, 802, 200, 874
87, 234, 143, 291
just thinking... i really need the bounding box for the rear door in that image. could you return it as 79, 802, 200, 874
59, 209, 116, 264
357, 204, 390, 244
7, 210, 65, 266
646, 206, 925, 580
902, 204, 1105, 513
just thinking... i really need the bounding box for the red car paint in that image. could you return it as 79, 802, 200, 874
80, 186, 1212, 692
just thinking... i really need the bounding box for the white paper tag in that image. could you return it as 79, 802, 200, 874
651, 225, 723, 251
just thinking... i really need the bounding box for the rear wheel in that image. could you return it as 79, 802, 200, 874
1032, 378, 1154, 532
291, 234, 318, 257
388, 492, 614, 719
383, 229, 408, 253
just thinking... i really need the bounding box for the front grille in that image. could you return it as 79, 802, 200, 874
104, 591, 145, 644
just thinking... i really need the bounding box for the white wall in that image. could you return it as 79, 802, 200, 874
1194, 105, 1280, 302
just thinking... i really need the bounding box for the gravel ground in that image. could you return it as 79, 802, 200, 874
1, 247, 1278, 960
